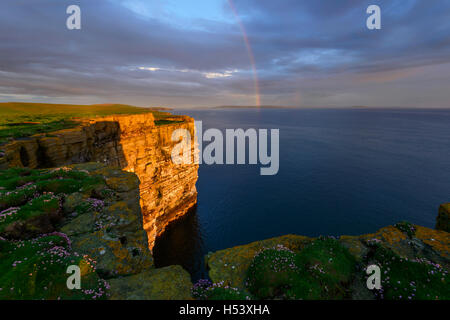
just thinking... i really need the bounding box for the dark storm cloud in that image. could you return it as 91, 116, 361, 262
232, 0, 450, 74
0, 0, 450, 107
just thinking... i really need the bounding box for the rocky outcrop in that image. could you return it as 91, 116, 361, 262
60, 163, 154, 278
0, 162, 193, 300
205, 235, 312, 288
108, 265, 193, 300
0, 113, 199, 250
437, 203, 450, 232
205, 224, 449, 291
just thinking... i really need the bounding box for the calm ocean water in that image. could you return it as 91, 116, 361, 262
153, 108, 450, 280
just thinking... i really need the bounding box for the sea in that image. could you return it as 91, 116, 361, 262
153, 108, 450, 280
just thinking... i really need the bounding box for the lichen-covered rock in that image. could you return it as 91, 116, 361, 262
437, 203, 450, 232
62, 192, 84, 214
60, 164, 154, 277
358, 224, 449, 267
0, 163, 156, 300
108, 265, 193, 300
339, 235, 368, 261
0, 235, 110, 300
206, 225, 450, 297
0, 166, 103, 239
70, 230, 153, 278
415, 225, 450, 260
205, 235, 312, 288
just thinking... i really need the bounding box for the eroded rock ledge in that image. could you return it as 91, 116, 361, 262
0, 113, 199, 250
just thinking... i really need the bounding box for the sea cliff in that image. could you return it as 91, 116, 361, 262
0, 109, 449, 300
0, 113, 198, 250
0, 160, 448, 299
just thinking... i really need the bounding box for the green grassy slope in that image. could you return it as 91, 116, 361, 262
0, 102, 172, 144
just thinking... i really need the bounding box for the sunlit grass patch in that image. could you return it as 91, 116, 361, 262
0, 102, 176, 144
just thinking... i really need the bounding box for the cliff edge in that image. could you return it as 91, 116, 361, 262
0, 112, 199, 250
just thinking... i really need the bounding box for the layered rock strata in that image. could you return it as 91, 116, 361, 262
0, 113, 199, 250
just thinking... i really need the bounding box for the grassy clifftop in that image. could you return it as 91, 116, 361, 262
0, 102, 174, 144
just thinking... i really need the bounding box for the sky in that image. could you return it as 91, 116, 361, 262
0, 0, 450, 108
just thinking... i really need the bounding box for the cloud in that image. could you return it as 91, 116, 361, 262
138, 66, 238, 79
0, 0, 449, 107
138, 67, 161, 72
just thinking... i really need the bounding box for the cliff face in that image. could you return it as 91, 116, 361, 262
0, 113, 199, 250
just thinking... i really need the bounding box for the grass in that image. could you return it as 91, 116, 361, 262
394, 221, 416, 238
0, 235, 109, 299
243, 236, 448, 300
246, 245, 299, 299
0, 194, 60, 234
368, 244, 449, 300
0, 167, 105, 238
0, 102, 179, 144
245, 238, 357, 300
0, 165, 114, 299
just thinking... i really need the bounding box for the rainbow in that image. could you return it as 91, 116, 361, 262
227, 0, 261, 107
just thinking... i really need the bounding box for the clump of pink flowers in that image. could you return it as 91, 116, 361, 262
0, 207, 20, 222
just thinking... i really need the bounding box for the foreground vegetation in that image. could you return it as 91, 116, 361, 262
0, 234, 109, 299
0, 166, 113, 299
0, 102, 176, 144
0, 164, 448, 300
200, 224, 449, 300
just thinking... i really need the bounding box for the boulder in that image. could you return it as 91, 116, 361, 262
205, 234, 312, 288
108, 265, 193, 300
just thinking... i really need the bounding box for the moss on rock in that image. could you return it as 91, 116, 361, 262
205, 235, 312, 289
206, 224, 449, 300
0, 163, 160, 300
0, 235, 109, 300
108, 265, 193, 300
